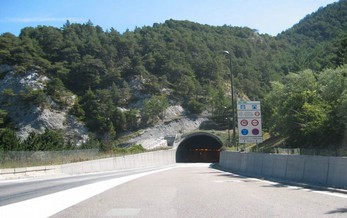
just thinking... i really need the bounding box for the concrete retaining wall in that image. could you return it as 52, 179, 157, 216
60, 149, 176, 174
0, 149, 176, 179
219, 151, 347, 190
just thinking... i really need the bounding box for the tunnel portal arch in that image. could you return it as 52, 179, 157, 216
176, 132, 223, 163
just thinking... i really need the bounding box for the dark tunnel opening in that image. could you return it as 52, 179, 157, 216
176, 133, 223, 163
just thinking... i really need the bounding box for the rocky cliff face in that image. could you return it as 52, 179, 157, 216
127, 105, 208, 149
0, 66, 89, 145
0, 66, 207, 149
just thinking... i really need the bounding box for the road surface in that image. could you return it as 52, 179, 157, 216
1, 163, 347, 217
0, 166, 171, 207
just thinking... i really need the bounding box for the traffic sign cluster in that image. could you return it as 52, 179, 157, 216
237, 101, 263, 143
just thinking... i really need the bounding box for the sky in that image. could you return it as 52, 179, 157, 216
0, 0, 339, 36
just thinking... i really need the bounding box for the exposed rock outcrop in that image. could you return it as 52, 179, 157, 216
128, 105, 207, 149
0, 66, 208, 149
0, 66, 88, 145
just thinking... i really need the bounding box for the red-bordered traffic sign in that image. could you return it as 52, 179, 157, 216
254, 111, 261, 116
251, 119, 259, 126
252, 128, 260, 135
240, 119, 248, 126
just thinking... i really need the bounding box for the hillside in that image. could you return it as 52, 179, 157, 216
277, 0, 347, 71
0, 0, 346, 151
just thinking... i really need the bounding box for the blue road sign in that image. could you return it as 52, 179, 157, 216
241, 129, 249, 135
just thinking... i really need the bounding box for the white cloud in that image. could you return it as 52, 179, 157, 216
2, 17, 87, 23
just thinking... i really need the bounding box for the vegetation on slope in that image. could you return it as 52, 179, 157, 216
0, 0, 346, 151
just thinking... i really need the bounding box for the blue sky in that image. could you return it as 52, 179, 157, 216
0, 0, 339, 36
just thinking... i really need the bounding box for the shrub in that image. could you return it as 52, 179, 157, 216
23, 130, 65, 151
187, 99, 205, 114
0, 128, 22, 151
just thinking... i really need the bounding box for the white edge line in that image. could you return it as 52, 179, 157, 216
0, 166, 178, 218
213, 171, 347, 199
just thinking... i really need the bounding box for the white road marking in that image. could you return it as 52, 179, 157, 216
217, 171, 347, 199
0, 166, 178, 218
254, 178, 347, 198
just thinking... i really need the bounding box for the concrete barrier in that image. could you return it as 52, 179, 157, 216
60, 149, 176, 175
261, 154, 274, 178
0, 149, 177, 180
219, 151, 347, 190
249, 153, 264, 176
302, 156, 329, 186
327, 157, 347, 189
0, 165, 62, 179
284, 155, 305, 182
271, 155, 287, 179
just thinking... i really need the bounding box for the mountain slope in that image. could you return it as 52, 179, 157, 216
0, 1, 346, 149
277, 0, 347, 71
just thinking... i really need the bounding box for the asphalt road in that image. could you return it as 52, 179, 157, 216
0, 166, 171, 207
50, 163, 347, 218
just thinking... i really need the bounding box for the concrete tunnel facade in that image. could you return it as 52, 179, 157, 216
176, 132, 223, 163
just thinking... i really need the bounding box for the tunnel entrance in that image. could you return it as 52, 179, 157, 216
176, 133, 223, 163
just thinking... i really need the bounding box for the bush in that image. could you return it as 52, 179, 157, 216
0, 109, 8, 127
187, 99, 205, 114
113, 144, 146, 155
23, 130, 65, 151
100, 141, 113, 153
80, 138, 101, 149
0, 128, 22, 151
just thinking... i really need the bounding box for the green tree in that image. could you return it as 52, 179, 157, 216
141, 95, 169, 125
46, 77, 68, 105
0, 33, 20, 65
23, 130, 65, 151
68, 55, 105, 92
264, 68, 346, 146
0, 128, 22, 151
0, 110, 7, 127
338, 90, 347, 132
110, 82, 121, 104
120, 81, 131, 106
187, 99, 205, 115
113, 109, 126, 132
125, 109, 139, 130
318, 67, 346, 103
211, 88, 231, 123
80, 88, 99, 131
336, 37, 347, 66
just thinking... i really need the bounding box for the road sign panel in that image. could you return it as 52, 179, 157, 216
239, 136, 263, 143
237, 101, 263, 143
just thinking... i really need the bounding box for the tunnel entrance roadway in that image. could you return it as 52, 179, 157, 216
176, 132, 223, 163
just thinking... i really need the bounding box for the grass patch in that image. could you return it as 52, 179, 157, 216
112, 144, 146, 155
0, 144, 170, 169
